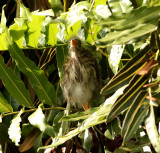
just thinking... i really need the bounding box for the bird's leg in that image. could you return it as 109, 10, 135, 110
82, 102, 89, 111
65, 97, 71, 133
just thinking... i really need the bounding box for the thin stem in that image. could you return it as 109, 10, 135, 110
16, 0, 21, 18
2, 107, 66, 118
106, 1, 113, 16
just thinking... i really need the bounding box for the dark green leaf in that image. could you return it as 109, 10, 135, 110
0, 56, 33, 108
122, 91, 149, 143
107, 75, 148, 122
101, 45, 151, 95
6, 33, 56, 105
0, 92, 13, 113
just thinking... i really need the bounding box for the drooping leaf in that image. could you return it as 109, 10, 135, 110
0, 56, 33, 108
145, 105, 160, 152
108, 45, 124, 74
8, 109, 23, 146
20, 3, 32, 20
83, 128, 93, 152
19, 128, 39, 152
28, 105, 55, 137
0, 92, 13, 113
1, 5, 6, 29
0, 6, 7, 50
6, 33, 56, 105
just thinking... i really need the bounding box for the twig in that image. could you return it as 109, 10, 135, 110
2, 107, 66, 118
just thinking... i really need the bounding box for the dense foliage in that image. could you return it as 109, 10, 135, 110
0, 0, 160, 152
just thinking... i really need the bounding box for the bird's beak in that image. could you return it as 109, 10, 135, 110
70, 39, 77, 47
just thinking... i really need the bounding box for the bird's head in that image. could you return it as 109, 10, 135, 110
69, 37, 81, 50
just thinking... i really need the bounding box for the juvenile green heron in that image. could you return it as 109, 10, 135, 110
60, 37, 100, 111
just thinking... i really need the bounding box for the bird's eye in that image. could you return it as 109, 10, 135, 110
76, 39, 81, 47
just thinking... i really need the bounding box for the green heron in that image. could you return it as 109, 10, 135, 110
60, 37, 100, 111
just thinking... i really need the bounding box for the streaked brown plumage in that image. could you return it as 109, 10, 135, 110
60, 37, 100, 110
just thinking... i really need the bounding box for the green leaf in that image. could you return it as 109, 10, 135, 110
101, 44, 151, 95
33, 9, 54, 16
122, 91, 149, 143
65, 20, 82, 40
108, 45, 124, 74
0, 6, 7, 50
83, 128, 92, 152
97, 6, 160, 47
61, 107, 99, 122
109, 0, 133, 14
107, 75, 148, 122
6, 33, 56, 105
47, 22, 59, 46
20, 3, 32, 20
86, 20, 101, 44
0, 32, 7, 50
8, 109, 23, 146
56, 45, 68, 78
94, 0, 107, 6
0, 5, 6, 30
0, 92, 13, 113
145, 105, 160, 152
10, 18, 28, 48
0, 56, 33, 108
107, 118, 121, 140
28, 105, 55, 137
27, 15, 46, 48
38, 85, 128, 151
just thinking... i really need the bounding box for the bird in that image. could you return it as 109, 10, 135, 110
60, 37, 100, 112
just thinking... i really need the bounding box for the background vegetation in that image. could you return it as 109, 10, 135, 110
0, 0, 160, 152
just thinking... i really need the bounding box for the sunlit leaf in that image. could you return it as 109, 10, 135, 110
145, 105, 160, 152
97, 6, 160, 47
0, 5, 6, 30
27, 15, 46, 48
47, 22, 59, 46
20, 3, 32, 20
0, 32, 7, 50
10, 18, 28, 48
8, 109, 23, 146
0, 6, 7, 50
28, 105, 55, 137
108, 45, 124, 74
65, 20, 81, 40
